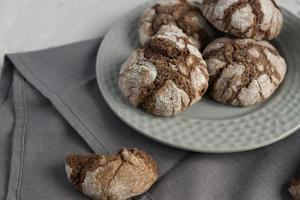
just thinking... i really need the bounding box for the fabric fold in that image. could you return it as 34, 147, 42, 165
1, 39, 186, 200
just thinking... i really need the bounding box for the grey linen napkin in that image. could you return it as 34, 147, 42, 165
0, 38, 299, 200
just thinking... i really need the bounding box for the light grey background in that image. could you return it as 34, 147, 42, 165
0, 0, 300, 69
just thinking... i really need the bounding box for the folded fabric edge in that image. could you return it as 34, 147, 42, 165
5, 47, 108, 154
0, 57, 14, 111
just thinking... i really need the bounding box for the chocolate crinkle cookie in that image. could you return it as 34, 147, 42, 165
139, 0, 215, 50
200, 0, 283, 40
289, 179, 300, 200
65, 148, 158, 200
119, 25, 209, 116
203, 37, 287, 107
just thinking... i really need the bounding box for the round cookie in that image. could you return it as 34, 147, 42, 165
200, 0, 283, 40
119, 26, 209, 116
203, 37, 287, 107
139, 0, 215, 50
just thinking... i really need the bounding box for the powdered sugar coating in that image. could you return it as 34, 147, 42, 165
190, 65, 208, 104
264, 49, 287, 80
119, 49, 158, 107
153, 80, 190, 116
139, 8, 156, 45
120, 28, 209, 116
230, 5, 255, 33
147, 29, 209, 116
65, 164, 73, 182
201, 0, 283, 40
139, 0, 215, 49
203, 37, 287, 107
214, 0, 239, 19
157, 25, 188, 49
187, 43, 202, 58
144, 30, 208, 116
248, 48, 260, 58
82, 167, 106, 199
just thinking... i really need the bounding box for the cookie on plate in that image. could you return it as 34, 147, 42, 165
200, 0, 283, 40
203, 37, 287, 107
139, 0, 215, 50
119, 25, 209, 116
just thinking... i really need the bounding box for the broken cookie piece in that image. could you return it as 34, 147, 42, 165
289, 179, 300, 200
119, 25, 209, 116
203, 37, 287, 107
139, 0, 215, 50
65, 148, 158, 200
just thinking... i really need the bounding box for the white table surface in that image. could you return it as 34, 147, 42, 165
0, 0, 300, 69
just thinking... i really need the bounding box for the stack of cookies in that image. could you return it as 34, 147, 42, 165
119, 0, 287, 117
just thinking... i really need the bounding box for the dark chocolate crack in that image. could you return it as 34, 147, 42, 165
141, 36, 206, 111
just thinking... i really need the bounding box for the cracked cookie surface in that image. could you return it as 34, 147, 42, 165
200, 0, 283, 40
139, 0, 215, 50
119, 25, 209, 116
203, 37, 287, 107
65, 148, 158, 200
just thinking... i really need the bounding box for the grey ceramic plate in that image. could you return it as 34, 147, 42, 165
96, 3, 300, 153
